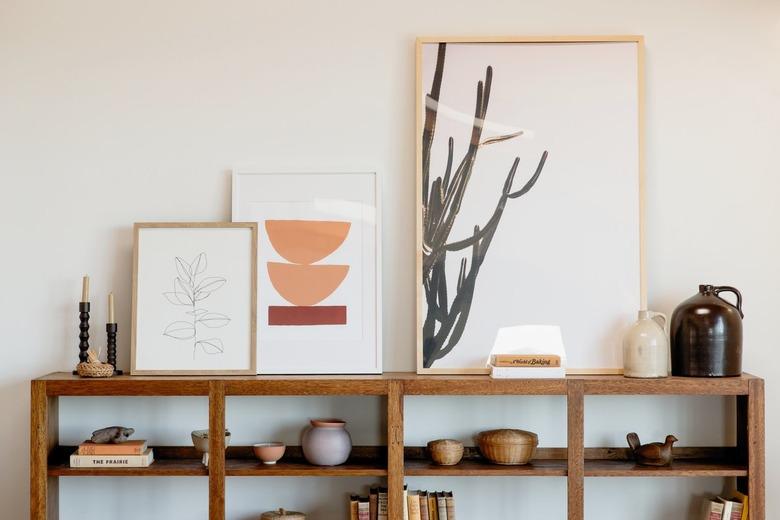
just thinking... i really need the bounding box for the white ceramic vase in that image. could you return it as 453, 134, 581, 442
302, 419, 352, 466
623, 310, 669, 378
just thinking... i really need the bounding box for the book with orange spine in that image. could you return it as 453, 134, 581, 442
490, 354, 561, 367
78, 440, 147, 455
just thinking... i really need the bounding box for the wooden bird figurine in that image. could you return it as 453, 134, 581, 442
626, 432, 678, 466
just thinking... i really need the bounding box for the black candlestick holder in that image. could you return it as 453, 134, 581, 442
73, 302, 90, 374
106, 323, 123, 375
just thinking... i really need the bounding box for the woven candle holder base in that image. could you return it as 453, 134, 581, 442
76, 362, 114, 378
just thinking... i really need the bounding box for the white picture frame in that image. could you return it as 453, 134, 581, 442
232, 171, 382, 374
416, 36, 645, 374
131, 222, 258, 375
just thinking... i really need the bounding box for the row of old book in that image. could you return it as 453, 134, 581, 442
348, 486, 455, 520
702, 493, 748, 520
69, 439, 154, 468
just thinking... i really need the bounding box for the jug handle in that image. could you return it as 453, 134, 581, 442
649, 311, 668, 333
714, 286, 744, 318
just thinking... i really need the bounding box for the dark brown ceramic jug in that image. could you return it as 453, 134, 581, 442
670, 285, 743, 377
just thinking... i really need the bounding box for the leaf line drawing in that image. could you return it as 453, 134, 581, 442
162, 252, 231, 358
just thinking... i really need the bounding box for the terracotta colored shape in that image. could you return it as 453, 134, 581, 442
267, 262, 349, 306
268, 305, 347, 326
265, 220, 351, 265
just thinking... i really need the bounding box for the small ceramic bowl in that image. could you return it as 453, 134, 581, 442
191, 429, 231, 467
253, 442, 286, 465
191, 429, 231, 453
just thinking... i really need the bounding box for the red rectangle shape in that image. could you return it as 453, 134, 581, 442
268, 305, 347, 326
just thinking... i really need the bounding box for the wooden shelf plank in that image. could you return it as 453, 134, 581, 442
49, 458, 208, 477
224, 378, 389, 396
403, 458, 747, 478
576, 375, 751, 395
36, 372, 757, 397
42, 376, 211, 396
399, 374, 567, 395
224, 446, 387, 477
584, 459, 748, 477
48, 446, 208, 477
226, 458, 387, 477
51, 457, 745, 478
404, 458, 567, 476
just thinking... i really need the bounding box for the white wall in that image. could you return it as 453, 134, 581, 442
1, 0, 778, 518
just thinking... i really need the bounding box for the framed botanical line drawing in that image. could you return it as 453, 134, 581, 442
131, 222, 257, 375
417, 36, 645, 374
232, 171, 382, 374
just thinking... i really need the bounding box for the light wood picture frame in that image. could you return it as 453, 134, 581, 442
131, 222, 258, 375
416, 36, 646, 374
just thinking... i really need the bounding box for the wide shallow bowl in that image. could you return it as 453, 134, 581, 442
260, 508, 306, 520
253, 442, 286, 465
267, 262, 349, 306
477, 429, 538, 465
427, 439, 464, 465
265, 220, 351, 265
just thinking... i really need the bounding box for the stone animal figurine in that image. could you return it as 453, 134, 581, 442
626, 432, 678, 466
91, 426, 135, 444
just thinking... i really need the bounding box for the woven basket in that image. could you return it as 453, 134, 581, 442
477, 429, 538, 465
427, 439, 464, 465
76, 362, 114, 378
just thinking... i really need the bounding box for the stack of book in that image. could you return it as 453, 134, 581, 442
347, 486, 456, 520
487, 325, 567, 379
702, 493, 748, 520
69, 440, 154, 468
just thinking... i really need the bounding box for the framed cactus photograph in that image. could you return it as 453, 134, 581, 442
416, 36, 645, 374
131, 222, 257, 375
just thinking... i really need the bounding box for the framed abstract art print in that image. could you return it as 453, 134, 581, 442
417, 36, 645, 374
131, 222, 257, 375
233, 171, 382, 374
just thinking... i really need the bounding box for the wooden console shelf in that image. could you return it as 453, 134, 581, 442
30, 372, 765, 519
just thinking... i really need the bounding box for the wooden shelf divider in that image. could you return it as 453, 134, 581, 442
30, 372, 764, 520
387, 380, 405, 520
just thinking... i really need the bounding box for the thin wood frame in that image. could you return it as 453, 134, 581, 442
131, 222, 258, 375
415, 35, 646, 375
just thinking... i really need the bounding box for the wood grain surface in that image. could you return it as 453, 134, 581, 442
30, 372, 764, 520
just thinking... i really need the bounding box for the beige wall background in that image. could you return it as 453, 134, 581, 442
1, 0, 778, 518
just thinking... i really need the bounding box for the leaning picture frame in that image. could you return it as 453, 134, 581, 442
131, 222, 258, 375
232, 171, 382, 374
416, 36, 646, 374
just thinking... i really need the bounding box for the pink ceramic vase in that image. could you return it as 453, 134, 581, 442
301, 419, 352, 466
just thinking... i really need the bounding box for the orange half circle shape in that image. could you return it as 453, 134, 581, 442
267, 262, 350, 306
265, 220, 351, 265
